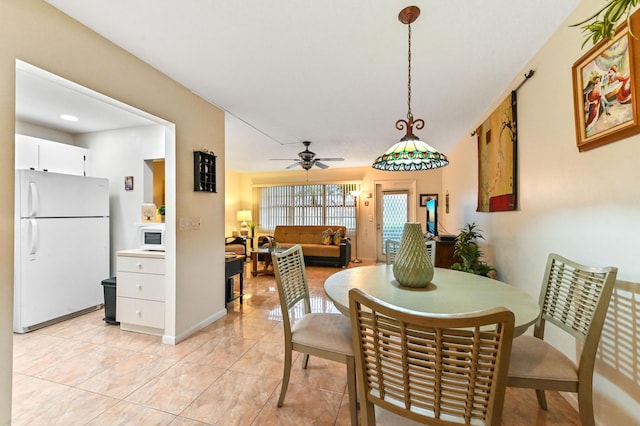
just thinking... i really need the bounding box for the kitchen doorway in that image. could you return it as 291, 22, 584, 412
14, 60, 176, 334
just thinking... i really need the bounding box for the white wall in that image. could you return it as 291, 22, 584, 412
77, 125, 165, 274
15, 121, 75, 145
442, 0, 640, 423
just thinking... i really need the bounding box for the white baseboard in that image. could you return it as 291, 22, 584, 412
161, 308, 227, 345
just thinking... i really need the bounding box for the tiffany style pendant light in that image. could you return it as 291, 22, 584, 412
372, 6, 449, 171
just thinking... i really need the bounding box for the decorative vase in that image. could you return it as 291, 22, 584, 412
393, 222, 434, 288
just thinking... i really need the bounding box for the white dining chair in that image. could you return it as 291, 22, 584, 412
425, 239, 436, 264
385, 239, 400, 264
507, 253, 618, 426
349, 288, 515, 425
271, 245, 357, 425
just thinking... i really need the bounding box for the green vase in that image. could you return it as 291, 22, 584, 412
393, 222, 434, 288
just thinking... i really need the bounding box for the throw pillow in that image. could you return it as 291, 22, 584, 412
321, 228, 333, 245
332, 228, 344, 245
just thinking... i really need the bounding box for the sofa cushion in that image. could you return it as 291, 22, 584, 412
321, 228, 333, 245
300, 243, 340, 257
332, 227, 344, 245
274, 225, 347, 245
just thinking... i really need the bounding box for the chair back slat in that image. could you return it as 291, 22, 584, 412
350, 288, 514, 425
385, 239, 400, 265
539, 254, 617, 343
426, 240, 436, 263
272, 246, 311, 332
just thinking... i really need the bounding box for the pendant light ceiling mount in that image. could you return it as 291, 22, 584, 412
372, 5, 449, 172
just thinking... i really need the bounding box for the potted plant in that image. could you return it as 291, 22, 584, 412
451, 223, 496, 278
572, 0, 638, 47
158, 205, 165, 222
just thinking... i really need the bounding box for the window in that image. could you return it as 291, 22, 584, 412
257, 183, 358, 233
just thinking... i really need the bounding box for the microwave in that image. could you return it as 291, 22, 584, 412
139, 223, 166, 251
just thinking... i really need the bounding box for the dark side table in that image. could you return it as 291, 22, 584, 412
225, 256, 244, 304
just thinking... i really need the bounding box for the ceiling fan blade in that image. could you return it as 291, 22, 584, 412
270, 158, 299, 161
315, 161, 330, 169
315, 157, 344, 162
285, 162, 300, 169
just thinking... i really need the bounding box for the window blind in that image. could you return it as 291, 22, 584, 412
257, 183, 358, 235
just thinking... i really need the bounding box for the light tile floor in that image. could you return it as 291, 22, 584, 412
12, 261, 581, 425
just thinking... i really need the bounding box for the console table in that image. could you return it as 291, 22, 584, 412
435, 239, 457, 268
225, 256, 244, 304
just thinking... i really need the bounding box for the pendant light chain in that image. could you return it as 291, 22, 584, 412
371, 5, 449, 171
407, 23, 413, 121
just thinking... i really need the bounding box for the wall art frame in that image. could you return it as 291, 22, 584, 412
476, 91, 517, 212
572, 11, 640, 152
419, 193, 438, 207
124, 175, 134, 191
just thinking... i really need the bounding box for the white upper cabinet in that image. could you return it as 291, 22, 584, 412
15, 134, 90, 176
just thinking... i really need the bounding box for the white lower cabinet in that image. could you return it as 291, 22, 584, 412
116, 249, 165, 336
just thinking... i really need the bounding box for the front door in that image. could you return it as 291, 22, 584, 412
376, 190, 409, 262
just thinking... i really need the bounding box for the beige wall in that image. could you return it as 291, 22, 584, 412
224, 169, 253, 236
442, 0, 640, 423
1, 1, 226, 421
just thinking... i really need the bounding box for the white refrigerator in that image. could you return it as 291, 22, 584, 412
14, 170, 110, 333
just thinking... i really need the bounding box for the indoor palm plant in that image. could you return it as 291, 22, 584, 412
451, 223, 496, 278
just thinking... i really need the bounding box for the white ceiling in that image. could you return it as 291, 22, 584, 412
34, 0, 580, 172
16, 61, 157, 134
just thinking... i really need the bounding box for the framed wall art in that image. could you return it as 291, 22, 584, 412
476, 91, 517, 212
572, 11, 640, 152
124, 175, 134, 191
419, 193, 438, 207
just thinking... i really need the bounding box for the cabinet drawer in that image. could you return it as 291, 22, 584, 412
118, 272, 165, 301
116, 297, 164, 329
117, 256, 165, 274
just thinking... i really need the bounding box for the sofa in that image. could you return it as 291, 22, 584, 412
272, 225, 351, 267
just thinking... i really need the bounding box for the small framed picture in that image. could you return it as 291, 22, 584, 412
125, 176, 134, 191
419, 193, 438, 207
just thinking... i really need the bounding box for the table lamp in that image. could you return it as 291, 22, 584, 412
237, 210, 252, 236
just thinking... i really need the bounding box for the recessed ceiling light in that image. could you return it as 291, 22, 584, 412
60, 114, 79, 122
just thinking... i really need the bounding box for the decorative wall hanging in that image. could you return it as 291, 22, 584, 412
476, 92, 517, 212
194, 150, 217, 192
572, 11, 640, 152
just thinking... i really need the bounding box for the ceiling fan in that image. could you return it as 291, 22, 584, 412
271, 141, 344, 170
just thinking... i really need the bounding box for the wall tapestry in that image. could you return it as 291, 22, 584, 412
572, 11, 640, 152
476, 91, 517, 212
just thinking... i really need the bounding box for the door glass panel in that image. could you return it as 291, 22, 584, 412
382, 191, 408, 254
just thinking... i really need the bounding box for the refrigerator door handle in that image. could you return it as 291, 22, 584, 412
28, 181, 39, 217
29, 218, 38, 255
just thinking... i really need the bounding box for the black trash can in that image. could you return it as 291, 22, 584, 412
101, 277, 119, 325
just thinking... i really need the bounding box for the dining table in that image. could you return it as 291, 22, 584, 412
324, 264, 541, 337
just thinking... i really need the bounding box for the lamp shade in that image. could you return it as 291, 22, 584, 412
372, 138, 448, 171
236, 210, 252, 223
349, 190, 361, 198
